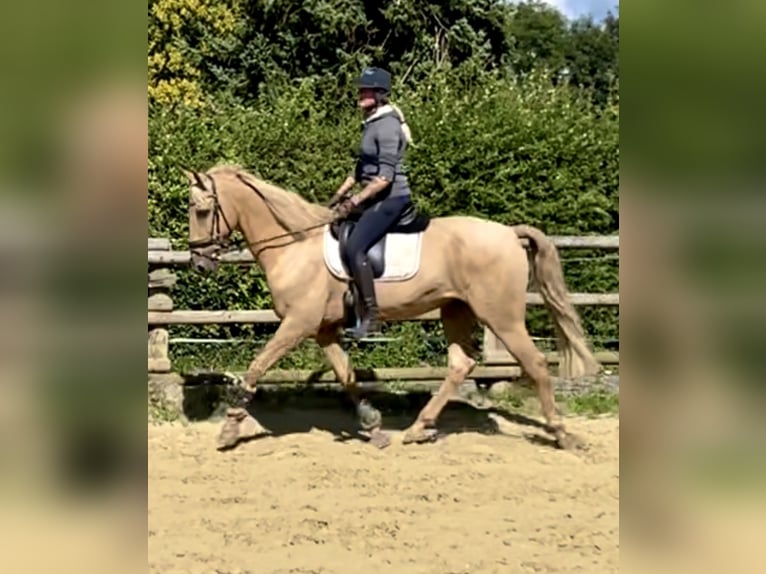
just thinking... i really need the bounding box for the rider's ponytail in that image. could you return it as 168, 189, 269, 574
388, 104, 413, 144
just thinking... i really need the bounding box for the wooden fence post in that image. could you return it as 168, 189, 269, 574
148, 238, 175, 373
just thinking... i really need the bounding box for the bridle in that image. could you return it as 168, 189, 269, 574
188, 172, 234, 256
188, 171, 338, 261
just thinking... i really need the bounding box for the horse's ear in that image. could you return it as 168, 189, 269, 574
181, 166, 204, 188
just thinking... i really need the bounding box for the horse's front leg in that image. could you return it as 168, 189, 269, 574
317, 328, 390, 449
217, 317, 312, 450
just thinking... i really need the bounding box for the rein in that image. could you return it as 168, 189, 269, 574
220, 219, 333, 257
189, 171, 338, 259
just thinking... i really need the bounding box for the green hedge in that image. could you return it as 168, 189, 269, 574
148, 68, 618, 372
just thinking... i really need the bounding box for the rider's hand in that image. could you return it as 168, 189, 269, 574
333, 198, 354, 219
328, 187, 347, 206
328, 176, 355, 207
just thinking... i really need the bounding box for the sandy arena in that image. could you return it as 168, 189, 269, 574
149, 405, 619, 574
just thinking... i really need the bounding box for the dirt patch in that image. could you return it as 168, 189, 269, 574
149, 407, 618, 574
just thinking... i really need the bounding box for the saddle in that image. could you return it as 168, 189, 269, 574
329, 201, 430, 278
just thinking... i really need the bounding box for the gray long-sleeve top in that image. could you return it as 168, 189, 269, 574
354, 108, 410, 200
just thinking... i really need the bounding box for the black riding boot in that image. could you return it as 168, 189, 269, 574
346, 259, 381, 339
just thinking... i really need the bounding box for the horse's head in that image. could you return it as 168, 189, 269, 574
184, 168, 238, 273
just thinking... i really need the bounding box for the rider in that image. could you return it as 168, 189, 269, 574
328, 66, 414, 339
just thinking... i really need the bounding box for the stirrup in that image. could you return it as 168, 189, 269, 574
344, 316, 381, 341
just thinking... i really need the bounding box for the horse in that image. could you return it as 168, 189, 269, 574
183, 164, 602, 450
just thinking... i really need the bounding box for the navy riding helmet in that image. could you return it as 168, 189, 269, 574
357, 67, 391, 102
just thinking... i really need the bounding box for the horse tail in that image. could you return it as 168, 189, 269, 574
512, 224, 601, 378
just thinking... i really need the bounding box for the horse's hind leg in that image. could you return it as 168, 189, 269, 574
489, 321, 582, 450
402, 301, 478, 444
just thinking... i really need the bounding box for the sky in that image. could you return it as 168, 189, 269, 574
540, 0, 619, 21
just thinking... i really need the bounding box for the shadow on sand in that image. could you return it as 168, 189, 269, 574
179, 373, 559, 450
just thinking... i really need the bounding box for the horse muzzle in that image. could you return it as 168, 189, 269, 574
190, 248, 220, 273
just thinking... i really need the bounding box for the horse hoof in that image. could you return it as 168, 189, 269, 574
216, 412, 267, 451
402, 428, 440, 445
239, 414, 269, 439
557, 431, 586, 451
357, 401, 382, 431
216, 438, 238, 451
368, 429, 391, 449
216, 419, 241, 451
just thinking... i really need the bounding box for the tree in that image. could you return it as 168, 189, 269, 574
506, 1, 569, 78
148, 0, 242, 107
565, 12, 619, 103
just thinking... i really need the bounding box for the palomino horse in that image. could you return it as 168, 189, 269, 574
184, 165, 601, 450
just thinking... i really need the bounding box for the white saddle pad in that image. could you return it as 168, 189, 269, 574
322, 225, 423, 282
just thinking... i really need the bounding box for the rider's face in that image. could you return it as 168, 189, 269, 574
358, 88, 376, 110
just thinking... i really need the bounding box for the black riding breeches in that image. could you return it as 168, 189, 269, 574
345, 195, 411, 275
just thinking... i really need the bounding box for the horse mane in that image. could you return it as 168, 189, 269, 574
209, 164, 333, 237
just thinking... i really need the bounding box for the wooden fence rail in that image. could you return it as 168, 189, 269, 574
147, 235, 619, 266
148, 293, 619, 326
147, 235, 619, 382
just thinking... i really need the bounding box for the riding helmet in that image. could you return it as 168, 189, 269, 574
356, 67, 392, 96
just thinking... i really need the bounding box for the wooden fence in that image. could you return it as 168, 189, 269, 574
148, 235, 619, 384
